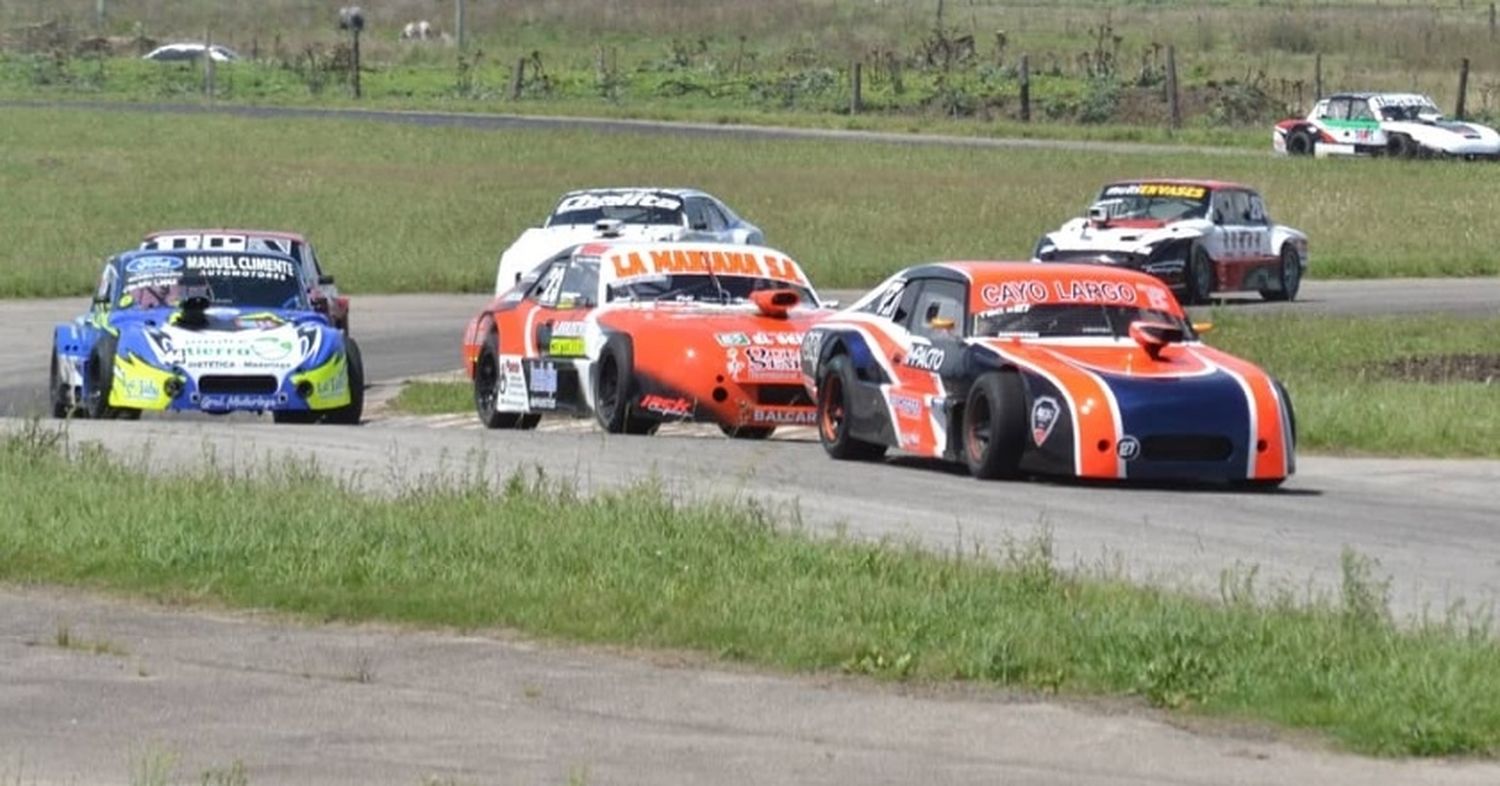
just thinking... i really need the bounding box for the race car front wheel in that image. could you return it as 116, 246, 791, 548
1260, 245, 1303, 302
593, 336, 658, 435
1185, 244, 1216, 306
1386, 133, 1419, 159
49, 350, 73, 419
962, 371, 1026, 480
323, 337, 365, 425
473, 332, 541, 430
83, 336, 138, 421
817, 355, 885, 461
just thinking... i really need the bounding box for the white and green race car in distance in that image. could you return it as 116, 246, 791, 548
1273, 92, 1500, 159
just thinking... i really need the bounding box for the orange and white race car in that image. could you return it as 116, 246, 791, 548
801, 262, 1295, 485
461, 241, 833, 437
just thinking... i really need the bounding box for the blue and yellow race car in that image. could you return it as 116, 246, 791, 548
49, 249, 364, 423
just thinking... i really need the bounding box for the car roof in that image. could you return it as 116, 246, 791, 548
143, 228, 309, 243
556, 187, 710, 200
898, 261, 1183, 314
1099, 178, 1252, 192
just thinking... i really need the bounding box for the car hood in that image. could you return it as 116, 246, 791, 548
1386, 119, 1500, 149
1044, 217, 1207, 253
117, 308, 333, 379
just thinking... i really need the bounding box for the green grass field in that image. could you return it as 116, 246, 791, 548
3, 106, 1499, 300
3, 423, 1498, 757
389, 313, 1500, 459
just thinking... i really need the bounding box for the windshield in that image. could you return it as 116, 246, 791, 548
117, 254, 307, 311
1092, 183, 1210, 222
973, 303, 1193, 340
548, 191, 685, 227
1377, 101, 1442, 121
608, 274, 815, 305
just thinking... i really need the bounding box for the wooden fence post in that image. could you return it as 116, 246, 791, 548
1314, 52, 1323, 101
1457, 57, 1471, 119
351, 26, 361, 98
1166, 45, 1180, 130
1491, 3, 1496, 41
850, 61, 863, 114
456, 0, 467, 51
203, 29, 215, 99
1019, 54, 1030, 122
509, 57, 526, 99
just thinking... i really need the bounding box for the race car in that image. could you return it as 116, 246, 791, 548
1273, 92, 1500, 159
463, 241, 830, 438
142, 228, 350, 331
494, 188, 764, 294
801, 262, 1295, 486
1032, 179, 1308, 304
49, 249, 364, 423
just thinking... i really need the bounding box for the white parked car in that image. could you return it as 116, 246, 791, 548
493, 188, 763, 294
1032, 179, 1309, 304
1273, 92, 1500, 159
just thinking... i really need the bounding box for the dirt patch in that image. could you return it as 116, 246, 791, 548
1377, 354, 1500, 384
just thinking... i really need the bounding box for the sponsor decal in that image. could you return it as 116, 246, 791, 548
745, 346, 800, 374
751, 408, 817, 425
497, 356, 528, 410
529, 395, 558, 410
548, 336, 586, 357
639, 393, 693, 418
183, 255, 296, 280
315, 374, 347, 399
716, 332, 751, 347
799, 330, 825, 363
980, 280, 1048, 307
251, 336, 295, 361
889, 392, 923, 420
608, 249, 807, 285
1102, 183, 1208, 200
905, 345, 945, 372
556, 191, 682, 214
1030, 396, 1060, 446
1141, 284, 1173, 310
125, 255, 184, 275
978, 279, 1139, 307
1118, 435, 1141, 461
119, 377, 162, 402
751, 331, 802, 346
552, 321, 588, 337
528, 361, 559, 394
199, 393, 280, 410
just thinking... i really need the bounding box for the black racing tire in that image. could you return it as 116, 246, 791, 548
1260, 244, 1304, 302
1185, 243, 1216, 305
720, 424, 776, 440
323, 337, 365, 425
1386, 133, 1418, 159
592, 336, 658, 435
817, 355, 886, 461
49, 349, 72, 419
473, 331, 541, 429
84, 335, 128, 420
1286, 128, 1315, 156
962, 371, 1027, 480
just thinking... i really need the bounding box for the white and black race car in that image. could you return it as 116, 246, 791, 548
1274, 92, 1500, 159
493, 188, 764, 294
1032, 179, 1308, 304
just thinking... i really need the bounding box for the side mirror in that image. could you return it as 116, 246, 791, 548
691, 222, 709, 231
1087, 205, 1110, 226
92, 293, 110, 305
821, 299, 841, 309
318, 274, 336, 286
1129, 320, 1185, 360
1211, 209, 1225, 225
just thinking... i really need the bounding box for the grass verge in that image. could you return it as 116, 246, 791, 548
385, 313, 1500, 458
3, 422, 1498, 757
386, 380, 472, 416
3, 107, 1500, 299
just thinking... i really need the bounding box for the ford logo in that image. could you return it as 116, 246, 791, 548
125, 255, 184, 275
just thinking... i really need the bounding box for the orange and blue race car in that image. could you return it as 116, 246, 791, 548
462, 240, 834, 438
801, 262, 1294, 485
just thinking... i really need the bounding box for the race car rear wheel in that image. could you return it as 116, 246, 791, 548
1185, 244, 1216, 305
817, 355, 885, 461
593, 336, 658, 436
323, 337, 365, 425
473, 332, 541, 429
962, 371, 1026, 480
1286, 128, 1315, 156
721, 424, 775, 440
1260, 244, 1303, 302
